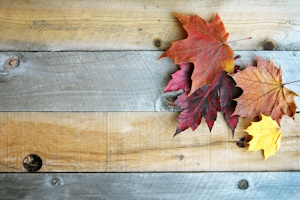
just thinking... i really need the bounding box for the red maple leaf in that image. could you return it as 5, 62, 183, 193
159, 13, 234, 95
174, 71, 242, 136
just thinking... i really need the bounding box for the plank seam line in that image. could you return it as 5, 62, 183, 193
0, 50, 299, 53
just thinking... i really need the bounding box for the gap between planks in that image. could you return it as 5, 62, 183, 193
0, 112, 299, 172
0, 0, 300, 51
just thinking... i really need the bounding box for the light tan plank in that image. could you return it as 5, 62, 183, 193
0, 112, 299, 172
0, 0, 299, 51
0, 51, 299, 111
0, 112, 108, 171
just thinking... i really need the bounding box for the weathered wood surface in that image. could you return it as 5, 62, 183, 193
0, 172, 299, 200
0, 112, 299, 172
0, 51, 299, 111
0, 0, 300, 51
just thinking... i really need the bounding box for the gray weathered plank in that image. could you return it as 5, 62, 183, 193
0, 172, 299, 200
0, 51, 299, 111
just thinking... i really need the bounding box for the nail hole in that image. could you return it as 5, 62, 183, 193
238, 179, 249, 190
23, 154, 42, 172
154, 38, 161, 48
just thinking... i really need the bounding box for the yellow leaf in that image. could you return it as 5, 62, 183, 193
245, 114, 282, 160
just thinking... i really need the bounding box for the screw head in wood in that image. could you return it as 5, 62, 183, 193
238, 179, 249, 190
50, 177, 61, 186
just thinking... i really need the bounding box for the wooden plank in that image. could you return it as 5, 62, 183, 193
0, 51, 299, 111
0, 173, 299, 200
0, 0, 299, 51
0, 112, 299, 172
0, 51, 175, 111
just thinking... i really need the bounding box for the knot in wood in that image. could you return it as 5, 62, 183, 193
236, 137, 246, 148
23, 154, 43, 172
263, 40, 275, 50
154, 38, 161, 48
5, 57, 19, 70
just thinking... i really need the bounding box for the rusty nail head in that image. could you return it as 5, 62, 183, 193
238, 179, 249, 190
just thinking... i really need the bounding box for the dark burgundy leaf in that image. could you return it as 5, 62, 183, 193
174, 71, 242, 136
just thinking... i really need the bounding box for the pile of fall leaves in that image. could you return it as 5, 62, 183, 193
159, 13, 298, 159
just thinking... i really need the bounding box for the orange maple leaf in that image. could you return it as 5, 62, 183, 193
159, 13, 234, 95
231, 56, 298, 125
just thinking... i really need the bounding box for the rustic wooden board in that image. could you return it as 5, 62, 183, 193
0, 51, 174, 111
0, 0, 299, 51
0, 112, 299, 172
0, 51, 299, 111
0, 172, 299, 200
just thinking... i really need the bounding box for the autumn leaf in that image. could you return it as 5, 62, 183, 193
159, 13, 234, 95
164, 62, 193, 95
231, 56, 298, 125
164, 63, 239, 108
174, 71, 242, 136
246, 114, 282, 159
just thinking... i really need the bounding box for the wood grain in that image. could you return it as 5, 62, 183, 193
0, 51, 299, 111
1, 172, 299, 200
0, 0, 299, 51
0, 112, 299, 172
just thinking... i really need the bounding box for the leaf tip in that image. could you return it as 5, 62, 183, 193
172, 12, 182, 19
214, 12, 220, 19
207, 121, 214, 132
158, 53, 166, 60
173, 127, 181, 137
230, 127, 236, 138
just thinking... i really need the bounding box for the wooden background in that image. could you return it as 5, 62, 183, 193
0, 0, 300, 175
1, 0, 300, 198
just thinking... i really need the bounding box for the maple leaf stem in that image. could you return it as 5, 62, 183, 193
226, 37, 252, 44
234, 55, 241, 60
283, 80, 300, 86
